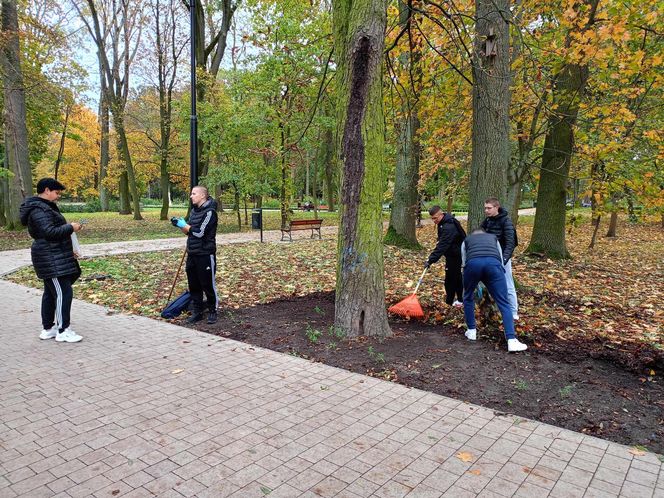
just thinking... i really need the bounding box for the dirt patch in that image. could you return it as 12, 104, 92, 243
182, 291, 664, 455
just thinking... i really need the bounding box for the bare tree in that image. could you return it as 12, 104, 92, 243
74, 0, 146, 220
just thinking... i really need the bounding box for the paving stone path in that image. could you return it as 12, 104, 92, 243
1, 222, 662, 497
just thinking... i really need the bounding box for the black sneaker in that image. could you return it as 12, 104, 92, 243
186, 313, 205, 324
207, 312, 217, 324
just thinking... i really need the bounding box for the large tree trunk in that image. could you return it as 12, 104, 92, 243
527, 63, 589, 259
333, 0, 391, 338
386, 110, 420, 248
279, 122, 291, 228
1, 0, 32, 229
468, 0, 511, 231
385, 0, 421, 248
527, 0, 598, 259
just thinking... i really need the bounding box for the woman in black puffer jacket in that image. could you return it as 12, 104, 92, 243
19, 178, 84, 343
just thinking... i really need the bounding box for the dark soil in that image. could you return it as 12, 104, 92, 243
183, 291, 664, 455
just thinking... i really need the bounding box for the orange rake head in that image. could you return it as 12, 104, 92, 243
388, 293, 425, 319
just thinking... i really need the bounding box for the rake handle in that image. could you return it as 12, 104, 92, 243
412, 267, 428, 295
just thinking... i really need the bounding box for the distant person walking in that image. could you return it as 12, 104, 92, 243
171, 186, 219, 324
481, 197, 519, 319
19, 178, 84, 343
461, 229, 527, 352
425, 205, 465, 307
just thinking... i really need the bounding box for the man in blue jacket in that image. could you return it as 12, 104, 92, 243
20, 178, 83, 343
461, 229, 527, 352
425, 205, 465, 307
172, 186, 219, 324
481, 197, 519, 319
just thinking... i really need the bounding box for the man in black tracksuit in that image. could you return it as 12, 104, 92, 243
172, 186, 219, 324
425, 205, 466, 307
20, 178, 84, 343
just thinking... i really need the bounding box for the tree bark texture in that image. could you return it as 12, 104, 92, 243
468, 0, 511, 232
528, 63, 589, 259
606, 211, 618, 237
333, 0, 391, 338
1, 0, 31, 229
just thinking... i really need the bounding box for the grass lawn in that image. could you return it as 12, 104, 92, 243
0, 207, 342, 251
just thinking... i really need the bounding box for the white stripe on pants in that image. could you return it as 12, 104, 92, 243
504, 259, 518, 314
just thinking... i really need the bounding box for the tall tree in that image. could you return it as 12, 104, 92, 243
1, 0, 31, 229
333, 0, 391, 338
527, 0, 600, 258
467, 0, 511, 231
75, 0, 145, 220
190, 0, 239, 180
384, 0, 422, 249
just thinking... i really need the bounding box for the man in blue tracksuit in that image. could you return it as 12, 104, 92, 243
172, 186, 219, 324
461, 229, 527, 352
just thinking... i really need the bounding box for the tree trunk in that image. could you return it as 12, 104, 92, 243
1, 0, 32, 229
527, 0, 598, 259
588, 215, 601, 250
279, 122, 291, 228
119, 173, 131, 214
53, 105, 71, 180
528, 65, 588, 259
468, 0, 511, 232
386, 110, 420, 248
234, 186, 241, 230
98, 74, 110, 211
322, 126, 335, 211
110, 103, 142, 220
606, 211, 618, 237
333, 0, 391, 338
386, 0, 421, 248
505, 177, 522, 226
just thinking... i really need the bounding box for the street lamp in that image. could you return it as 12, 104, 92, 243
185, 0, 198, 191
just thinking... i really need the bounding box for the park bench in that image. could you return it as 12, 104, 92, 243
281, 219, 324, 242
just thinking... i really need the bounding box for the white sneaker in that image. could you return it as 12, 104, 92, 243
513, 314, 520, 321
452, 300, 463, 308
39, 327, 58, 340
507, 338, 527, 352
55, 328, 83, 343
465, 329, 477, 341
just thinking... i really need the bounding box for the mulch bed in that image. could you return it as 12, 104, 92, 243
183, 290, 664, 456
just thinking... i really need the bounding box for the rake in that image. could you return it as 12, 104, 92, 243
388, 267, 428, 319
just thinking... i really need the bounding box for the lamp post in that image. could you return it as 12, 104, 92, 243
188, 0, 198, 190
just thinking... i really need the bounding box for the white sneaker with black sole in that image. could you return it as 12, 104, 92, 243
39, 326, 58, 340
465, 329, 477, 341
55, 328, 83, 343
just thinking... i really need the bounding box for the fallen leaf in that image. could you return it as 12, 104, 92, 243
456, 451, 474, 462
171, 368, 184, 374
468, 469, 481, 475
629, 447, 646, 456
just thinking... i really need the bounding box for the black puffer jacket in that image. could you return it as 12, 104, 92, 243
481, 207, 516, 264
186, 197, 218, 255
427, 213, 465, 265
19, 196, 81, 280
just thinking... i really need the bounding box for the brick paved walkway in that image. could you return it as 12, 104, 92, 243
1, 225, 663, 497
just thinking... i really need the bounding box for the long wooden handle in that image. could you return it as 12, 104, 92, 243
166, 248, 187, 304
413, 267, 428, 295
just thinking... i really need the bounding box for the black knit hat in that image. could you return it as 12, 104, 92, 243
36, 178, 66, 194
